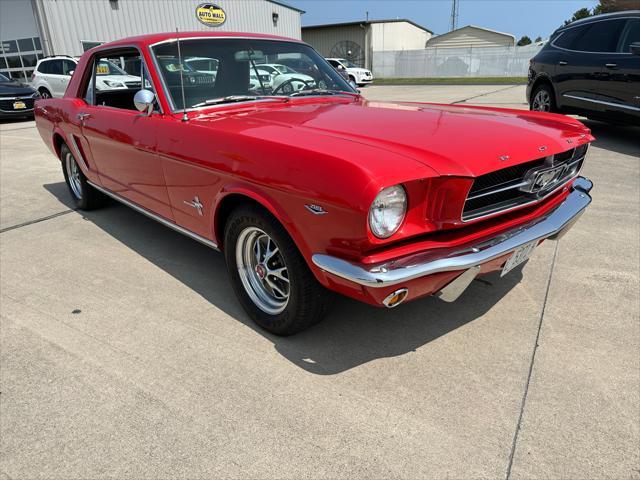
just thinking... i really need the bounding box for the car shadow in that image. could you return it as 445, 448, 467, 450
581, 119, 640, 157
44, 182, 524, 375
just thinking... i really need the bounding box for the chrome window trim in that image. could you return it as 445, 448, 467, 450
562, 93, 640, 112
87, 180, 219, 250
67, 135, 90, 172
550, 16, 639, 54
82, 44, 163, 115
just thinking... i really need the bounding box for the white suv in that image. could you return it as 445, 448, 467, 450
31, 56, 141, 99
325, 58, 373, 86
31, 56, 78, 98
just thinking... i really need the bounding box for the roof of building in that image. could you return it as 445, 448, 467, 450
266, 0, 305, 14
302, 19, 433, 35
430, 25, 516, 42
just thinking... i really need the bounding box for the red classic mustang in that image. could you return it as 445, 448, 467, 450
35, 32, 594, 335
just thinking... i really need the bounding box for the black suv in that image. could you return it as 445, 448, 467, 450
527, 11, 640, 124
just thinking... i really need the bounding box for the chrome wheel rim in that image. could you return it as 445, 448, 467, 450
532, 90, 551, 111
236, 227, 290, 315
65, 152, 82, 200
40, 90, 50, 99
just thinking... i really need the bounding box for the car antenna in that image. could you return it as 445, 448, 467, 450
176, 28, 188, 122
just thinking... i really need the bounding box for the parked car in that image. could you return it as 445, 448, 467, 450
255, 63, 316, 93
31, 55, 141, 99
528, 10, 640, 124
34, 32, 594, 335
0, 72, 39, 120
326, 58, 373, 86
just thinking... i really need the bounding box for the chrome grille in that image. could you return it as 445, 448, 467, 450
462, 146, 587, 222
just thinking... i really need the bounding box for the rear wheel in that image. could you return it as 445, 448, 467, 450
530, 83, 557, 112
39, 88, 52, 99
224, 205, 332, 335
60, 144, 106, 210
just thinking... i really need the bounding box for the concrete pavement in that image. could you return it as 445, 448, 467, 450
1, 85, 638, 479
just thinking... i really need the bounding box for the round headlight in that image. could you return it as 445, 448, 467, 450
368, 185, 407, 239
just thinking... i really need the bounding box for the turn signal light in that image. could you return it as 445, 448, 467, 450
383, 288, 409, 308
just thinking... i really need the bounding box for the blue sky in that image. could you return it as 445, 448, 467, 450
286, 0, 599, 40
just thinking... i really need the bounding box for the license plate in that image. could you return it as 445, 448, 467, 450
501, 241, 537, 277
13, 101, 26, 109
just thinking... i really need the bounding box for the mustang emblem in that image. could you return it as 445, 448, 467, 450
521, 164, 567, 194
183, 196, 204, 216
499, 155, 510, 162
305, 204, 327, 215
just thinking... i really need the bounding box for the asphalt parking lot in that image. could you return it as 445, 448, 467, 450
1, 84, 639, 479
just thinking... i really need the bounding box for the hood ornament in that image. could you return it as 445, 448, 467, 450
499, 155, 510, 162
538, 145, 548, 152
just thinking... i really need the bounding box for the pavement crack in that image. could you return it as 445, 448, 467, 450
452, 84, 521, 105
505, 241, 559, 480
0, 209, 75, 234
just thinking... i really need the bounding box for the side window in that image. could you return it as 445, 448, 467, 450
618, 19, 640, 53
37, 60, 50, 73
554, 26, 588, 49
82, 48, 152, 111
49, 60, 63, 75
571, 19, 627, 52
61, 60, 76, 75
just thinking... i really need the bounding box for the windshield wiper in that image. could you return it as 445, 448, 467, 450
192, 95, 260, 107
288, 89, 341, 97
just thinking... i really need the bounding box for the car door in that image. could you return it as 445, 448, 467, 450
597, 17, 640, 120
46, 59, 67, 97
552, 18, 628, 115
59, 59, 76, 96
77, 49, 173, 219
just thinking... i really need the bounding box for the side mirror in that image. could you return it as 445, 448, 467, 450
69, 70, 75, 77
338, 65, 344, 70
630, 42, 640, 56
134, 89, 155, 115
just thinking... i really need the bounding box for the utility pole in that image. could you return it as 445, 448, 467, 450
450, 0, 459, 31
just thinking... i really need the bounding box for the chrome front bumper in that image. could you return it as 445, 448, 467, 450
312, 177, 593, 288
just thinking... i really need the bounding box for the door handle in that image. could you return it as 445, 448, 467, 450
76, 113, 91, 124
605, 63, 617, 68
558, 61, 568, 66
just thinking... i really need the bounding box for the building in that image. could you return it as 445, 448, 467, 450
0, 0, 303, 82
426, 25, 515, 49
302, 19, 433, 70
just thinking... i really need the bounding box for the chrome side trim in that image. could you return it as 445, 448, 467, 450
312, 177, 593, 288
87, 181, 219, 250
562, 94, 640, 112
67, 135, 90, 172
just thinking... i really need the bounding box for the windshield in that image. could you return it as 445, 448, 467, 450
151, 38, 356, 110
96, 60, 128, 76
0, 73, 10, 82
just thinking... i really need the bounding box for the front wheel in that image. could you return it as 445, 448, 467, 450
224, 205, 332, 335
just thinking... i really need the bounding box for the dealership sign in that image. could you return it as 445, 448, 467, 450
196, 3, 226, 27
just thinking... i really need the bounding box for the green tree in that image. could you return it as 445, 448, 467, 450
594, 0, 640, 14
564, 7, 592, 26
517, 35, 532, 46
535, 36, 542, 42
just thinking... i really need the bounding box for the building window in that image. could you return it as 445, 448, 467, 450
0, 36, 44, 83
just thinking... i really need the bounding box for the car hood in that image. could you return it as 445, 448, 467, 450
0, 81, 35, 96
221, 98, 593, 177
